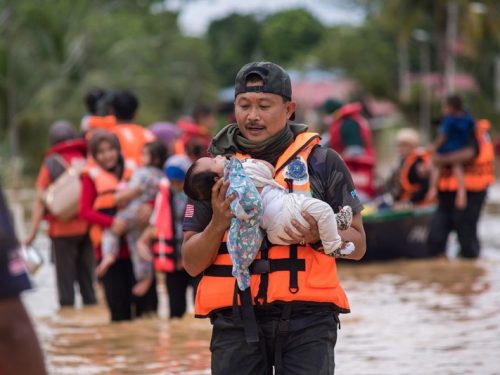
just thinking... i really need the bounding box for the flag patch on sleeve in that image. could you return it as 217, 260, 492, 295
184, 204, 194, 218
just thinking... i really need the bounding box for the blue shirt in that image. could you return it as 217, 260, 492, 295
438, 113, 475, 154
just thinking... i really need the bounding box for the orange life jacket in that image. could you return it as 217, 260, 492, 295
399, 147, 433, 204
111, 123, 156, 168
88, 115, 116, 131
194, 132, 350, 318
84, 115, 117, 142
151, 178, 176, 272
82, 163, 134, 249
438, 119, 495, 192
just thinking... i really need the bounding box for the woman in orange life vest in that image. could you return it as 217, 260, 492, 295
427, 118, 495, 259
137, 154, 199, 319
79, 131, 157, 321
182, 61, 366, 375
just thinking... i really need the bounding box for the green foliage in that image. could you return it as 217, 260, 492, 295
0, 0, 217, 176
1, 0, 500, 181
260, 9, 325, 64
207, 13, 261, 86
313, 25, 398, 99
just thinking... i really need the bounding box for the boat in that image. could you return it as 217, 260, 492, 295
360, 206, 435, 261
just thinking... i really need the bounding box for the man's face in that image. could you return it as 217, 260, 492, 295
234, 81, 296, 142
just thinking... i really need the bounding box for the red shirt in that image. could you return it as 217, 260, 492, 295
80, 175, 130, 260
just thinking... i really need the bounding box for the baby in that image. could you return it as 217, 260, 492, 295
184, 155, 354, 290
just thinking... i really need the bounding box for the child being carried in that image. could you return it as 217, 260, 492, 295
184, 155, 354, 290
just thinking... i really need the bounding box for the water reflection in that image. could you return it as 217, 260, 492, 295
23, 214, 500, 374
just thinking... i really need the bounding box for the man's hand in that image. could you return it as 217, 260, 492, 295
281, 212, 320, 245
211, 178, 235, 231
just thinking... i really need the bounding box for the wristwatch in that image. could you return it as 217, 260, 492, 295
309, 240, 324, 251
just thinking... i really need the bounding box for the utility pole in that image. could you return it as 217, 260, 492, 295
444, 1, 458, 96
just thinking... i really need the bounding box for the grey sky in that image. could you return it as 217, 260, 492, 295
160, 0, 364, 36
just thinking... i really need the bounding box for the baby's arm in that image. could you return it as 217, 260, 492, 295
254, 159, 276, 177
429, 133, 446, 153
115, 169, 146, 206
115, 186, 143, 206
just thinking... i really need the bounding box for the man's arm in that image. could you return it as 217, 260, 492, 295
24, 188, 45, 246
337, 213, 366, 260
285, 211, 366, 261
0, 297, 46, 375
433, 129, 478, 166
181, 179, 234, 276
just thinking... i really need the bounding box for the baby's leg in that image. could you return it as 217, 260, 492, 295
335, 206, 353, 231
130, 227, 154, 297
426, 165, 440, 202
452, 163, 467, 209
97, 229, 120, 276
300, 198, 349, 255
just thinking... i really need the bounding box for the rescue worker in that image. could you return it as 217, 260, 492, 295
427, 118, 495, 258
379, 128, 431, 206
323, 98, 376, 199
182, 62, 366, 374
107, 90, 156, 167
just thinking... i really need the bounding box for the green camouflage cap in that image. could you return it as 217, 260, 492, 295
234, 61, 292, 100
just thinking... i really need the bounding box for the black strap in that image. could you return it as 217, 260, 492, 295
284, 178, 294, 193
45, 154, 68, 181
217, 242, 228, 254
203, 258, 305, 277
232, 281, 259, 344
274, 304, 293, 375
289, 245, 299, 294
255, 245, 269, 305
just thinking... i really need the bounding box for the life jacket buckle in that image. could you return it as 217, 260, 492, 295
251, 259, 271, 274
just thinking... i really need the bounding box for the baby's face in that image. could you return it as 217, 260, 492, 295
196, 155, 226, 176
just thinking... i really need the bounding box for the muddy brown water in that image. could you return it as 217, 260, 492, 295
22, 214, 500, 375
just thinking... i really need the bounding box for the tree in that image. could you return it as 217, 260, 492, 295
207, 13, 261, 86
260, 8, 325, 65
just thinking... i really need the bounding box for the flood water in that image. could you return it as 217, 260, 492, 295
22, 214, 500, 375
